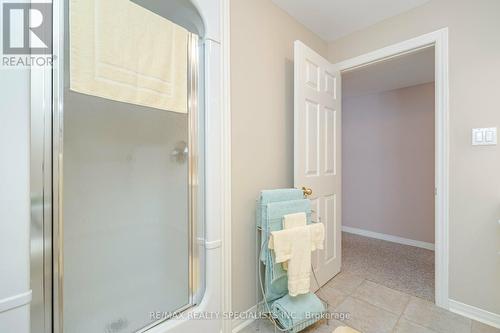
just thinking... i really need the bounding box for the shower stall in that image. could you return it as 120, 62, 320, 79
30, 1, 207, 332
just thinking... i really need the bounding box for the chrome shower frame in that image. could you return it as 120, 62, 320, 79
29, 1, 206, 332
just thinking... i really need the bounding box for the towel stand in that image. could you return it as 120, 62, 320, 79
256, 207, 329, 332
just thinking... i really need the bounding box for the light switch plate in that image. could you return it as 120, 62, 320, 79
472, 127, 497, 146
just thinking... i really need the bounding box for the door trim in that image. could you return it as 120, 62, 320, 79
221, 0, 232, 332
334, 28, 450, 309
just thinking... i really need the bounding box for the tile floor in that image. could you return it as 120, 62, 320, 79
241, 233, 499, 333
241, 275, 499, 333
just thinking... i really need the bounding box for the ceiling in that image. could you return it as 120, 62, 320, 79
271, 0, 430, 42
342, 46, 435, 99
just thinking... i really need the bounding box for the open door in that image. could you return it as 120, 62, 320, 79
294, 40, 341, 288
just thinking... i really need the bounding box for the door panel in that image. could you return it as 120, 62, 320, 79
305, 101, 320, 176
324, 108, 336, 175
294, 41, 341, 288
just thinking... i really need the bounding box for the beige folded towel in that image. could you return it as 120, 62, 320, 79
283, 212, 307, 229
268, 228, 295, 263
281, 212, 307, 270
270, 226, 312, 296
309, 223, 325, 251
70, 0, 189, 113
269, 222, 325, 297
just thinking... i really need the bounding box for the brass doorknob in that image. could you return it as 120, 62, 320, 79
302, 187, 313, 197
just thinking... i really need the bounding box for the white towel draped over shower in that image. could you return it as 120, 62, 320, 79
70, 0, 189, 113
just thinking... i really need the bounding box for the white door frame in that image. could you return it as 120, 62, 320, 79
334, 28, 450, 309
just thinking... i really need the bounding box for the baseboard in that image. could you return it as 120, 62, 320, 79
342, 226, 435, 251
232, 303, 259, 333
449, 299, 500, 329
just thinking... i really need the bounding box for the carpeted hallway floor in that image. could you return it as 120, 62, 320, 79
341, 232, 435, 302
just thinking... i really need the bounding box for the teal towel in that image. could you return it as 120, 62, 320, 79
259, 198, 312, 302
270, 293, 325, 331
259, 199, 311, 262
257, 188, 303, 228
256, 189, 311, 303
260, 188, 304, 204
264, 257, 288, 302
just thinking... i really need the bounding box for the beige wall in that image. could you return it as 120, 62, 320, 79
329, 0, 500, 315
343, 83, 435, 244
230, 0, 328, 313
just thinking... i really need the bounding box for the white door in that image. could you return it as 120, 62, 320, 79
294, 40, 341, 288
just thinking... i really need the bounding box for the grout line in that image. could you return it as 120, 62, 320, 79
399, 298, 468, 333
400, 317, 443, 333
391, 295, 414, 333
349, 286, 411, 316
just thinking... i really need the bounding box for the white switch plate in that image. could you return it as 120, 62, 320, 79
472, 127, 497, 145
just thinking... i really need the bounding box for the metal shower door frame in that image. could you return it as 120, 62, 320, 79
30, 1, 205, 332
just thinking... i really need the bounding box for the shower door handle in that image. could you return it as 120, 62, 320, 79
171, 141, 188, 163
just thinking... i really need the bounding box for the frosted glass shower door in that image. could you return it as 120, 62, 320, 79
62, 99, 191, 333
59, 4, 197, 332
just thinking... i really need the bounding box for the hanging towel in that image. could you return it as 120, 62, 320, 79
270, 293, 325, 332
259, 189, 304, 205
281, 212, 307, 271
262, 200, 311, 299
269, 226, 312, 296
283, 212, 307, 229
257, 192, 306, 230
269, 223, 325, 296
259, 199, 311, 262
309, 223, 325, 251
264, 253, 289, 302
256, 191, 311, 301
70, 0, 189, 113
258, 189, 305, 230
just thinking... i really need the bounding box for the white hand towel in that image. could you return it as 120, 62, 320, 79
281, 212, 307, 270
269, 226, 312, 296
268, 228, 293, 262
282, 212, 307, 229
309, 223, 325, 251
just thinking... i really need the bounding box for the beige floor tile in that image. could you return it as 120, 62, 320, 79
324, 307, 354, 327
325, 272, 365, 295
302, 319, 340, 333
394, 318, 437, 333
239, 319, 275, 333
352, 280, 411, 315
334, 296, 399, 333
317, 285, 348, 309
328, 319, 352, 331
471, 320, 500, 333
403, 297, 471, 333
240, 317, 337, 333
